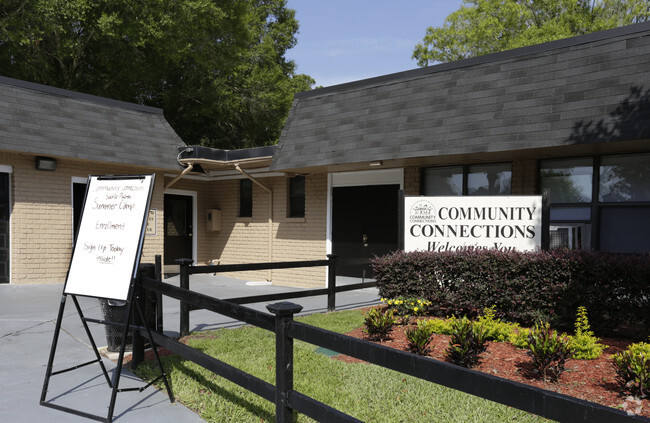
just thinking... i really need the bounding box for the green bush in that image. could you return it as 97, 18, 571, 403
363, 307, 396, 342
569, 306, 608, 360
382, 296, 431, 325
509, 328, 531, 349
476, 306, 521, 342
406, 325, 433, 356
527, 321, 573, 382
446, 317, 488, 369
612, 342, 650, 397
416, 317, 453, 336
372, 249, 650, 337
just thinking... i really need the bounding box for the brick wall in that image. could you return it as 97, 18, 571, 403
404, 167, 420, 195
512, 159, 538, 195
165, 173, 328, 287
2, 152, 164, 284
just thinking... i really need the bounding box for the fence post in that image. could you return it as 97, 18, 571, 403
154, 254, 163, 333
176, 258, 194, 337
266, 302, 303, 423
131, 264, 153, 369
326, 254, 337, 312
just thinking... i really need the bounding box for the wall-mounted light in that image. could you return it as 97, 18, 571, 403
369, 161, 383, 167
35, 156, 57, 171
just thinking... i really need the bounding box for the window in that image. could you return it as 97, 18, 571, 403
239, 179, 252, 218
467, 163, 512, 196
540, 153, 650, 253
599, 153, 650, 202
422, 163, 511, 196
288, 175, 305, 218
540, 158, 593, 203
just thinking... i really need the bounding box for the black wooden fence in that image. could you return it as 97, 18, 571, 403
131, 258, 648, 423
176, 254, 375, 337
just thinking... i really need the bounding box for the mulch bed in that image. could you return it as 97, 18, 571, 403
336, 323, 648, 418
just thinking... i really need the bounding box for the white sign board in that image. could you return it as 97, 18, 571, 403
64, 175, 154, 301
404, 196, 542, 253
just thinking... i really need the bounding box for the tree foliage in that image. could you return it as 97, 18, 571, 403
0, 0, 314, 148
413, 0, 650, 66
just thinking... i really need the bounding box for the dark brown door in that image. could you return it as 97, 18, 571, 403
332, 184, 399, 277
164, 194, 193, 265
0, 173, 9, 283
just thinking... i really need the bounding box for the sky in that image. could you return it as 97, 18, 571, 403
285, 0, 464, 88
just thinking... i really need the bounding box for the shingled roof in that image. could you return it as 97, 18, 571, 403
0, 76, 186, 171
272, 22, 650, 172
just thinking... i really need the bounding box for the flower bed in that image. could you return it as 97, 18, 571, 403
337, 319, 649, 418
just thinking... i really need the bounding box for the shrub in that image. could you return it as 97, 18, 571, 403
446, 317, 488, 368
372, 249, 650, 337
363, 307, 396, 342
406, 325, 433, 356
476, 305, 520, 342
611, 342, 650, 397
509, 328, 531, 349
527, 321, 573, 382
416, 317, 453, 336
382, 296, 431, 325
569, 306, 608, 360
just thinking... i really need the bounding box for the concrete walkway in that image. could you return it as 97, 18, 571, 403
0, 275, 379, 422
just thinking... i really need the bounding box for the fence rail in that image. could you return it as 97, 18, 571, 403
132, 258, 648, 423
176, 255, 376, 337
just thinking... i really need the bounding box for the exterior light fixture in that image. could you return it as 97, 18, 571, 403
35, 156, 57, 171
369, 161, 383, 167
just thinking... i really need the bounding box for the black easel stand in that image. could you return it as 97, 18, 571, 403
40, 290, 173, 423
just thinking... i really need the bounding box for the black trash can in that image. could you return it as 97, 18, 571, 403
99, 298, 132, 352
99, 263, 158, 352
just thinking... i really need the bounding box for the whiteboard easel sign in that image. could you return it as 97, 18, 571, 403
64, 175, 155, 301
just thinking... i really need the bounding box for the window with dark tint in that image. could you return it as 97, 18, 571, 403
540, 153, 650, 253
239, 179, 253, 217
288, 175, 305, 218
422, 163, 511, 196
599, 153, 650, 202
540, 158, 593, 203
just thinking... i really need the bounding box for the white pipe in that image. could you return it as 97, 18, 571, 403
165, 164, 194, 189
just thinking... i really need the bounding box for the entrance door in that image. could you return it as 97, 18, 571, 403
72, 181, 87, 242
0, 173, 9, 283
332, 184, 400, 277
164, 194, 193, 265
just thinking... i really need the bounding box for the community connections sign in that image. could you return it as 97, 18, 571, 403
404, 196, 542, 253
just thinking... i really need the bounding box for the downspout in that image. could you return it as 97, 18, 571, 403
165, 164, 194, 189
235, 164, 273, 282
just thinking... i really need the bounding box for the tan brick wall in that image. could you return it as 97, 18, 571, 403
2, 151, 542, 287
512, 159, 538, 195
2, 152, 165, 284
165, 173, 328, 287
404, 167, 421, 195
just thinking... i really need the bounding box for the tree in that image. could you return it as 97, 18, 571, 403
0, 0, 314, 149
413, 0, 650, 66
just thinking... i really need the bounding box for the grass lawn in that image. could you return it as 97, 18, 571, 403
135, 309, 549, 422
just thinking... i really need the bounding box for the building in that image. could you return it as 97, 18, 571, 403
180, 21, 650, 284
0, 76, 185, 284
2, 21, 650, 287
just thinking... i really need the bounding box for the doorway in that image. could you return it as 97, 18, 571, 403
164, 194, 194, 265
0, 172, 9, 283
331, 184, 400, 277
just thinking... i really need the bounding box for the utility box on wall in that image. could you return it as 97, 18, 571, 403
207, 209, 222, 232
